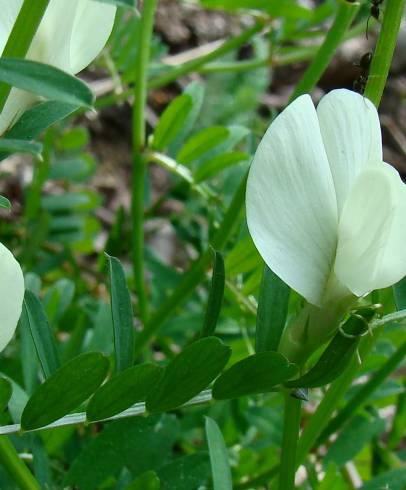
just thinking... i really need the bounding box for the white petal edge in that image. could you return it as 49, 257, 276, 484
0, 243, 24, 352
246, 94, 338, 306
69, 0, 116, 74
334, 163, 406, 296
0, 0, 22, 56
317, 89, 382, 215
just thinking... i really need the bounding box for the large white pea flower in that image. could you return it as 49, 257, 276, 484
247, 89, 406, 309
0, 0, 116, 135
0, 243, 24, 352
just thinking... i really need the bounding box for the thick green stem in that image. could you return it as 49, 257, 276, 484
364, 0, 406, 107
134, 173, 247, 355
0, 437, 40, 490
289, 0, 359, 102
132, 0, 158, 322
279, 394, 301, 490
0, 0, 50, 112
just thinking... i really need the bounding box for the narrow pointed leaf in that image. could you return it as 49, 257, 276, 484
146, 337, 231, 413
152, 94, 193, 150
201, 250, 225, 337
286, 315, 368, 389
21, 291, 60, 379
177, 126, 229, 165
256, 265, 290, 352
212, 351, 297, 400
21, 352, 109, 430
0, 59, 94, 107
5, 100, 78, 141
194, 151, 248, 183
205, 417, 232, 490
87, 363, 163, 421
107, 255, 135, 372
0, 139, 42, 158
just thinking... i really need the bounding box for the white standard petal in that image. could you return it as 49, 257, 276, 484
334, 163, 406, 296
0, 0, 22, 55
317, 89, 382, 214
246, 94, 338, 306
69, 0, 116, 74
0, 243, 24, 352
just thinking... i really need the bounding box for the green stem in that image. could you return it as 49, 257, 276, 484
318, 338, 406, 445
132, 0, 158, 322
364, 0, 406, 107
279, 394, 301, 490
0, 0, 50, 112
289, 0, 359, 102
0, 437, 40, 490
148, 23, 264, 90
134, 173, 247, 355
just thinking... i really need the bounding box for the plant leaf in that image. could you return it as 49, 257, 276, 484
21, 352, 109, 430
0, 139, 42, 158
0, 195, 11, 210
205, 417, 232, 490
20, 291, 60, 379
107, 254, 135, 372
0, 58, 94, 107
176, 126, 229, 165
201, 250, 225, 337
5, 100, 78, 141
0, 378, 12, 412
146, 337, 231, 413
86, 363, 163, 421
212, 351, 297, 400
256, 265, 290, 353
152, 94, 193, 150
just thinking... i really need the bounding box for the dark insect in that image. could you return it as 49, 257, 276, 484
366, 0, 384, 39
353, 74, 368, 94
354, 51, 372, 71
353, 52, 373, 94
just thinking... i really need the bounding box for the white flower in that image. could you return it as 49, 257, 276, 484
247, 89, 406, 310
0, 242, 24, 352
0, 0, 116, 135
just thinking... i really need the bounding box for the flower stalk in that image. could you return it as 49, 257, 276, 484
132, 0, 158, 323
364, 0, 406, 107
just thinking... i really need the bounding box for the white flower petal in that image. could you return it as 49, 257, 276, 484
0, 0, 22, 55
69, 0, 116, 74
317, 89, 382, 214
246, 94, 338, 306
29, 0, 79, 71
0, 243, 24, 352
334, 164, 406, 296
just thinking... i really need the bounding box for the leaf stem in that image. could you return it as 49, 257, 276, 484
364, 0, 406, 107
279, 394, 301, 490
0, 0, 51, 112
132, 0, 158, 322
289, 0, 359, 101
0, 437, 40, 490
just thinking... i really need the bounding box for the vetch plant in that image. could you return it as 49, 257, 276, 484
0, 0, 116, 135
247, 89, 406, 363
